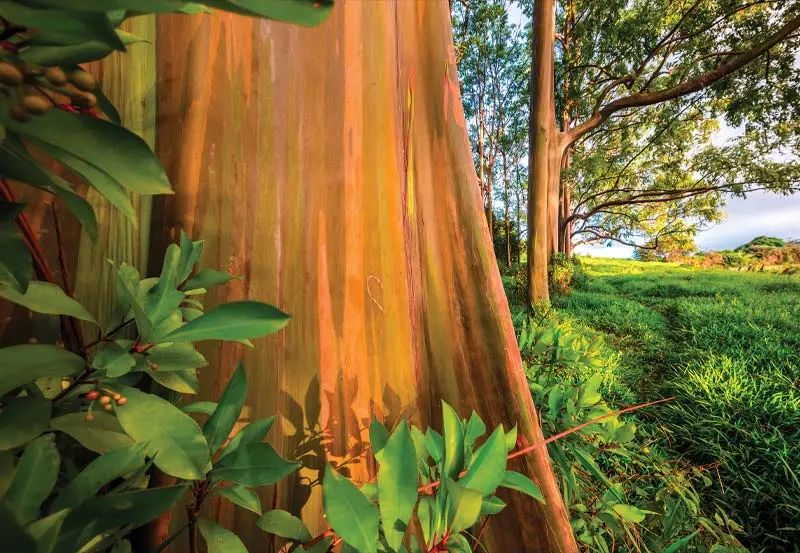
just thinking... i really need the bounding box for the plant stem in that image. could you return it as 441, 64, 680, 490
151, 520, 193, 553
51, 200, 85, 350
83, 318, 136, 350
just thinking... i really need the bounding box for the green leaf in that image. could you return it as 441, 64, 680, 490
608, 504, 656, 524
204, 362, 247, 455
459, 426, 506, 495
480, 496, 506, 515
109, 540, 132, 553
146, 368, 199, 394
369, 416, 389, 458
216, 485, 262, 516
665, 531, 700, 553
0, 3, 123, 49
2, 106, 172, 197
114, 263, 151, 336
0, 450, 14, 497
183, 268, 237, 291
92, 341, 136, 377
147, 244, 183, 326
5, 434, 60, 524
211, 442, 298, 487
464, 411, 486, 448
424, 428, 443, 464
499, 471, 545, 504
504, 425, 518, 452
0, 202, 30, 292
140, 342, 208, 372
57, 485, 188, 552
0, 396, 51, 450
197, 518, 247, 553
0, 504, 36, 553
218, 416, 276, 460
182, 401, 218, 415
0, 344, 84, 397
26, 508, 70, 553
410, 426, 430, 472
51, 443, 147, 511
417, 496, 435, 546
445, 533, 471, 553
322, 464, 379, 553
441, 401, 465, 479
177, 233, 204, 284
443, 479, 481, 534
377, 421, 417, 551
198, 0, 333, 26
0, 281, 96, 323
160, 301, 290, 343
50, 411, 133, 453
256, 509, 312, 541
115, 386, 209, 480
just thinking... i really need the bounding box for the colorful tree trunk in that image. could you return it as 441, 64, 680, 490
151, 2, 576, 552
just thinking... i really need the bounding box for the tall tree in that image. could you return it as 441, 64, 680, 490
528, 0, 800, 303
151, 2, 577, 552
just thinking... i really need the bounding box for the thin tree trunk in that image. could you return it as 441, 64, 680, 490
503, 150, 511, 267
487, 166, 494, 239
527, 0, 556, 304
152, 2, 576, 552
547, 142, 560, 258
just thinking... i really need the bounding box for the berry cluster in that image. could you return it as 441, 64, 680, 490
0, 54, 98, 122
84, 388, 127, 420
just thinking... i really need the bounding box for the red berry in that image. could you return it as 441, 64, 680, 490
85, 390, 99, 401
99, 395, 111, 405
116, 397, 127, 406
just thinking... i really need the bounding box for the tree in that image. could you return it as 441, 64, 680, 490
147, 3, 577, 552
633, 232, 697, 261
528, 0, 800, 303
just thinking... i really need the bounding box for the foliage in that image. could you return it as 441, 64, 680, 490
548, 253, 587, 295
514, 310, 750, 553
258, 403, 546, 553
556, 257, 800, 552
736, 236, 787, 251
633, 234, 697, 262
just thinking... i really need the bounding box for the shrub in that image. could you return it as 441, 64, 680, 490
549, 253, 586, 296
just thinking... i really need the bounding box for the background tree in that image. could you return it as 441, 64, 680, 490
527, 0, 800, 303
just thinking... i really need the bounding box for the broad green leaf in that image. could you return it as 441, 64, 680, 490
0, 504, 36, 553
0, 281, 96, 323
410, 426, 430, 472
138, 342, 207, 372
218, 416, 276, 460
160, 301, 290, 343
499, 471, 545, 504
109, 540, 132, 553
0, 396, 51, 450
377, 421, 417, 550
198, 518, 247, 553
480, 496, 506, 515
445, 533, 471, 553
417, 496, 435, 546
369, 416, 389, 458
146, 368, 199, 394
256, 509, 312, 541
464, 411, 486, 448
183, 268, 237, 291
360, 482, 378, 501
176, 232, 203, 284
608, 503, 656, 524
459, 426, 506, 495
25, 508, 70, 553
147, 244, 183, 326
216, 486, 262, 515
444, 479, 481, 534
322, 464, 379, 553
57, 485, 188, 552
28, 137, 136, 222
0, 344, 84, 397
504, 425, 518, 452
211, 442, 298, 487
1, 106, 171, 197
441, 401, 465, 479
0, 450, 14, 497
0, 202, 30, 292
0, 3, 122, 49
50, 411, 133, 453
182, 401, 218, 415
199, 0, 333, 26
51, 443, 147, 511
5, 434, 60, 525
115, 386, 209, 480
204, 362, 247, 455
92, 341, 135, 378
578, 374, 603, 408
114, 263, 151, 337
424, 428, 443, 464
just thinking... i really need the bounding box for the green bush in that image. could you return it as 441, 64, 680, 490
549, 253, 587, 296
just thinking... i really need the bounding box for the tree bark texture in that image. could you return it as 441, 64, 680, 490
151, 2, 577, 553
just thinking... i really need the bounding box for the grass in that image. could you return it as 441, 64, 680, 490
553, 257, 800, 553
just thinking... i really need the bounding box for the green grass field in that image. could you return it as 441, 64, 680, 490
555, 258, 800, 552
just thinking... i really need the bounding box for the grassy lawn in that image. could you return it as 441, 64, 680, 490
554, 258, 800, 552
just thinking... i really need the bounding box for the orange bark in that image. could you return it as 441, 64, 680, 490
151, 2, 576, 552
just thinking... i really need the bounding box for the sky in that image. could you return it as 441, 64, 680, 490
502, 4, 800, 259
